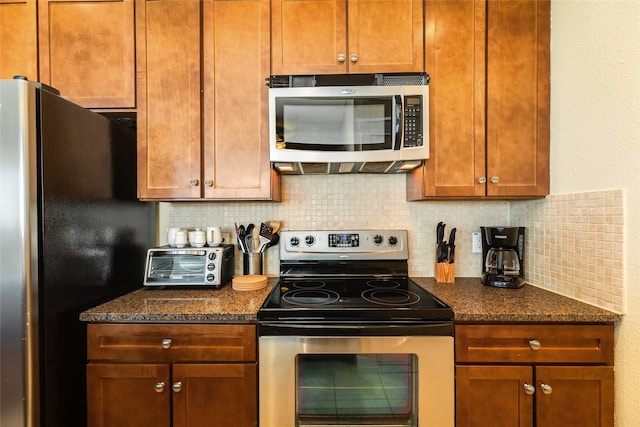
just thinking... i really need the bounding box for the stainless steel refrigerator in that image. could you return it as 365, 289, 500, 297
0, 79, 156, 427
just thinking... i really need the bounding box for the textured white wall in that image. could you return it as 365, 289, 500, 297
550, 1, 640, 425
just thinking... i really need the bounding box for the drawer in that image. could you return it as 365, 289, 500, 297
87, 323, 256, 362
455, 324, 614, 365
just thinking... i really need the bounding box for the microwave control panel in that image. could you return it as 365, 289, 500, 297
403, 95, 424, 148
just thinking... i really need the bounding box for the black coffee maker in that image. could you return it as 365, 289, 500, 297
481, 227, 525, 289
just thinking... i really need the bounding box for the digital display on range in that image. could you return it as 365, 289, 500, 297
328, 233, 359, 247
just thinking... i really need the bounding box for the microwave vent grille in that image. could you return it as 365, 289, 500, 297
381, 74, 428, 86
359, 162, 394, 173
301, 163, 330, 174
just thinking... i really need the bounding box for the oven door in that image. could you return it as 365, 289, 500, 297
259, 335, 454, 427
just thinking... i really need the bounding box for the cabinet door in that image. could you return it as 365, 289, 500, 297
271, 0, 347, 74
407, 0, 485, 199
485, 0, 550, 197
0, 0, 37, 80
173, 363, 257, 427
136, 0, 202, 199
38, 0, 135, 108
87, 363, 171, 427
456, 365, 533, 427
202, 0, 280, 200
536, 366, 614, 427
347, 0, 424, 73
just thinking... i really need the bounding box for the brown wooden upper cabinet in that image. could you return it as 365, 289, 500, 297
0, 0, 38, 81
38, 0, 136, 109
136, 0, 280, 201
407, 0, 550, 200
271, 0, 424, 75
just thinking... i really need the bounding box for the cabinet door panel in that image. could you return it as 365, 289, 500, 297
173, 363, 258, 427
407, 0, 485, 199
0, 0, 37, 80
271, 0, 347, 74
456, 365, 533, 427
136, 0, 202, 199
486, 0, 550, 197
203, 0, 278, 200
38, 0, 135, 108
87, 363, 171, 427
348, 0, 424, 73
536, 366, 614, 427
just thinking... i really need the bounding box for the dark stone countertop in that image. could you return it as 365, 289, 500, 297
414, 277, 622, 323
80, 277, 622, 324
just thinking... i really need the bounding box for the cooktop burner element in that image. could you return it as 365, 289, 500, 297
258, 230, 453, 324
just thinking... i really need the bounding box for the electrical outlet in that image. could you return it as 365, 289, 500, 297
472, 232, 482, 253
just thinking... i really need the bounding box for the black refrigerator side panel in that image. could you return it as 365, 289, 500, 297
38, 89, 156, 427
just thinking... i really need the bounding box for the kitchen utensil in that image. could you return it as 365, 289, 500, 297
252, 225, 261, 250
257, 222, 275, 253
245, 234, 254, 253
268, 220, 281, 234
448, 228, 456, 263
436, 222, 446, 262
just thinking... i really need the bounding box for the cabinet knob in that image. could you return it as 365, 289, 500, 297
350, 53, 359, 63
529, 339, 541, 350
204, 179, 213, 187
172, 381, 183, 393
161, 338, 172, 349
490, 176, 500, 184
477, 176, 487, 184
540, 383, 553, 395
337, 53, 346, 62
154, 382, 165, 393
189, 178, 199, 187
523, 383, 535, 395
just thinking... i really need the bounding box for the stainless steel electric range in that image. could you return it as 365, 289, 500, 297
258, 230, 454, 427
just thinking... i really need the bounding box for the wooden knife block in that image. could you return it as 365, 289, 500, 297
435, 244, 455, 283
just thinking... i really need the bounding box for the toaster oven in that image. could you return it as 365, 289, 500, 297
143, 245, 234, 288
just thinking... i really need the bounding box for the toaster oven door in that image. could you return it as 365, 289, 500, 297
144, 250, 207, 285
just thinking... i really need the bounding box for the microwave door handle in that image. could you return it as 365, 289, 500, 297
394, 95, 402, 149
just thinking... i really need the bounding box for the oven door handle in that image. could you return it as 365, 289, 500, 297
258, 321, 453, 337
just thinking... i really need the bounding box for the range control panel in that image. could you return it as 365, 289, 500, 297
280, 230, 408, 261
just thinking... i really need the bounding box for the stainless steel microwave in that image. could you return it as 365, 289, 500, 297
268, 73, 429, 174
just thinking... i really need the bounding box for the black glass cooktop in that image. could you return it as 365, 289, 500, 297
258, 276, 453, 322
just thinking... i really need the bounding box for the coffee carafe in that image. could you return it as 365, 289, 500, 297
480, 227, 525, 288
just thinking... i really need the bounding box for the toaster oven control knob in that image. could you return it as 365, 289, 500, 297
290, 236, 300, 246
388, 236, 398, 246
305, 235, 315, 246
207, 263, 215, 271
208, 252, 217, 260
207, 274, 215, 282
373, 234, 383, 245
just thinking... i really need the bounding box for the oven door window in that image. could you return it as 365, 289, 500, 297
276, 97, 395, 151
296, 354, 417, 426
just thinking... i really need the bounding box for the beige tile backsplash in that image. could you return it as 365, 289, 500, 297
512, 190, 625, 313
165, 176, 624, 313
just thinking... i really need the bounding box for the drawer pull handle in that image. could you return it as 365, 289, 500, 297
154, 382, 165, 393
161, 338, 172, 349
172, 381, 183, 393
523, 383, 535, 395
540, 383, 553, 395
529, 339, 541, 350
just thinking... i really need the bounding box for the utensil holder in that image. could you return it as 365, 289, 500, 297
435, 244, 455, 283
243, 252, 263, 275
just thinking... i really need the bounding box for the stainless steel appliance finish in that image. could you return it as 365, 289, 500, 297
0, 79, 156, 427
268, 74, 429, 174
258, 230, 454, 427
143, 245, 234, 288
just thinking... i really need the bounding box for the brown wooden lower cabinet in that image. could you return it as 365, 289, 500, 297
86, 323, 257, 427
455, 324, 614, 427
